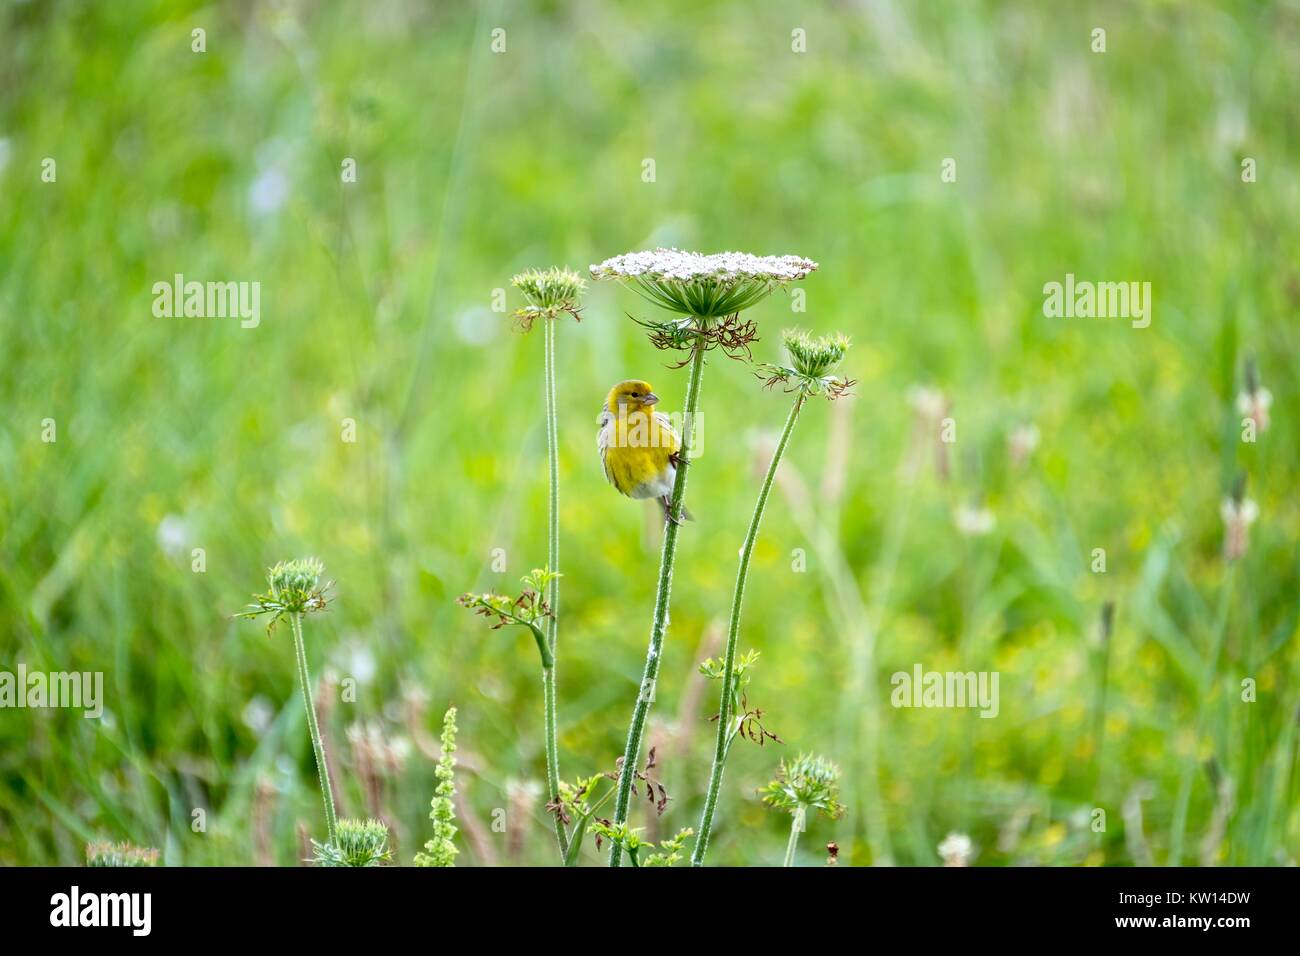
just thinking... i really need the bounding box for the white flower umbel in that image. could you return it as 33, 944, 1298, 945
591, 248, 817, 318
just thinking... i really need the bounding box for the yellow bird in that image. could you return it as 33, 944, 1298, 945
597, 379, 692, 523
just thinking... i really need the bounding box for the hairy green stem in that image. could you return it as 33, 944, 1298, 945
608, 334, 707, 866
291, 612, 338, 845
543, 316, 569, 859
692, 391, 805, 866
783, 806, 806, 867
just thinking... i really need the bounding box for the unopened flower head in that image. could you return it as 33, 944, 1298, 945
757, 328, 854, 399
761, 752, 845, 820
512, 266, 585, 325
937, 831, 974, 867
591, 248, 817, 319
269, 557, 325, 607
237, 556, 332, 634
312, 817, 392, 867
784, 329, 849, 378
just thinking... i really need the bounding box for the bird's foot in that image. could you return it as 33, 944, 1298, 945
661, 496, 687, 526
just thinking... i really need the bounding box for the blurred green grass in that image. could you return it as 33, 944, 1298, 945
1, 0, 1297, 866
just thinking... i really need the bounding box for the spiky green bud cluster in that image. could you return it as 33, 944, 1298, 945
312, 818, 392, 867
86, 841, 160, 867
761, 753, 845, 820
512, 267, 585, 323
268, 557, 325, 604
415, 706, 459, 867
237, 557, 332, 634
756, 329, 854, 399
783, 329, 849, 379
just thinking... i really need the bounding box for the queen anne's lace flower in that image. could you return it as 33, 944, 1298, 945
591, 248, 817, 318
591, 248, 818, 282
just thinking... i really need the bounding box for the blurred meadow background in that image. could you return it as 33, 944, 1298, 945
1, 0, 1298, 866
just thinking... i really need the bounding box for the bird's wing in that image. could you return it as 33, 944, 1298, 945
653, 411, 682, 454
596, 408, 615, 485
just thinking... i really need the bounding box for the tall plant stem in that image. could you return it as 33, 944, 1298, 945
291, 612, 338, 845
783, 807, 806, 867
608, 334, 707, 866
691, 392, 805, 866
542, 316, 569, 859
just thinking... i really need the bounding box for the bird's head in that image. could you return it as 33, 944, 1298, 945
606, 379, 660, 414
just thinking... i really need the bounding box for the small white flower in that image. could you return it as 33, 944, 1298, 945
1236, 387, 1272, 432
954, 504, 996, 536
1221, 495, 1259, 561
156, 514, 189, 558
242, 696, 274, 734
907, 384, 947, 423
938, 831, 974, 866
1007, 422, 1041, 467
249, 166, 289, 216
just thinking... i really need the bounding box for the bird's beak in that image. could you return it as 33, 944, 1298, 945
643, 392, 660, 406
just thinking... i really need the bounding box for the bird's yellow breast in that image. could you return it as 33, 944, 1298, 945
602, 410, 678, 497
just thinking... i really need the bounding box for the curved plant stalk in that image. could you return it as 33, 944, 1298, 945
609, 335, 707, 866
542, 316, 569, 859
291, 611, 338, 845
692, 392, 805, 865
